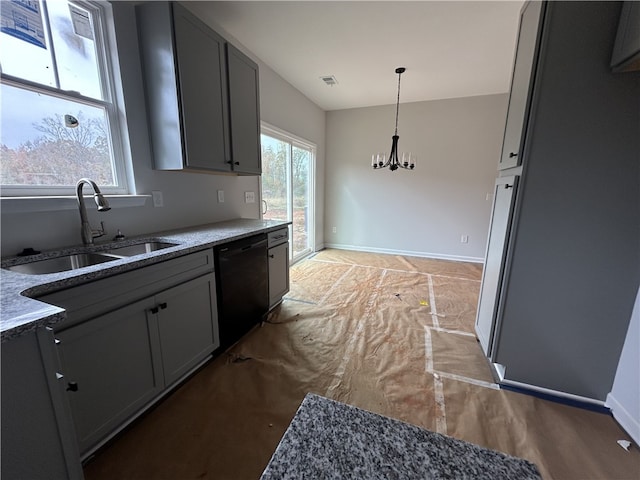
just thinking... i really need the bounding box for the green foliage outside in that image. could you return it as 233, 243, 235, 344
261, 136, 311, 256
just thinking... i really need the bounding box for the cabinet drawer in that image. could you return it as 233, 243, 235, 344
268, 228, 289, 248
41, 249, 214, 330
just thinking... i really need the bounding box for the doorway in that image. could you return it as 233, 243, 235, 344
260, 124, 315, 263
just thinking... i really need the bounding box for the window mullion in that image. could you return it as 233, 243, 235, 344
82, 0, 112, 103
40, 0, 61, 89
1, 74, 111, 110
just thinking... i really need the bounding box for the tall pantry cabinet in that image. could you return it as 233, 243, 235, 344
475, 1, 640, 403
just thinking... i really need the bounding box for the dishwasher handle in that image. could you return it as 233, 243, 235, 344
218, 237, 268, 257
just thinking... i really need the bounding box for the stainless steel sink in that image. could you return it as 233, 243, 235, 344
104, 241, 177, 257
6, 253, 118, 275
4, 241, 177, 275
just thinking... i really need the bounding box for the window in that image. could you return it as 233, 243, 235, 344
261, 123, 315, 262
0, 0, 129, 196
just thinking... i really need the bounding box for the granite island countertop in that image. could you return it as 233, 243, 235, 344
261, 393, 542, 480
1, 218, 290, 342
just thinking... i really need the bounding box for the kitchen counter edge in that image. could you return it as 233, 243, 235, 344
1, 219, 291, 342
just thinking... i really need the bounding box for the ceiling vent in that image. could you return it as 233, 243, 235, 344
320, 75, 338, 86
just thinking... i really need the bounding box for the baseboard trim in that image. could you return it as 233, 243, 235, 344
606, 392, 640, 445
322, 243, 484, 264
499, 379, 609, 414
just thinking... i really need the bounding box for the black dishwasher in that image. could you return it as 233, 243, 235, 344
215, 234, 269, 349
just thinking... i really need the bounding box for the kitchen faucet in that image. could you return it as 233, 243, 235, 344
76, 178, 111, 245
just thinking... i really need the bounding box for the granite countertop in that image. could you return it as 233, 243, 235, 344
261, 393, 541, 480
1, 218, 290, 342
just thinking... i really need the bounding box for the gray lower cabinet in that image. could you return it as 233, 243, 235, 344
475, 176, 519, 357
1, 330, 83, 480
268, 242, 290, 308
156, 274, 218, 386
57, 273, 218, 454
56, 297, 164, 455
43, 249, 219, 458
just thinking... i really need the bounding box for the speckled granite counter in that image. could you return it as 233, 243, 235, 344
1, 218, 289, 342
261, 393, 541, 480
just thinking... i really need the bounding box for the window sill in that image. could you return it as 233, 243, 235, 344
1, 195, 150, 214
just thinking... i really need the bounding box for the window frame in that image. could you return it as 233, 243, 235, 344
260, 122, 316, 263
0, 0, 132, 197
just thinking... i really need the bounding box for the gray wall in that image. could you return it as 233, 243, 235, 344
324, 94, 508, 262
1, 1, 325, 256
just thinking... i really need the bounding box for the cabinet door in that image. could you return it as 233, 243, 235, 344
269, 242, 290, 308
56, 298, 163, 455
475, 176, 519, 357
156, 274, 219, 386
226, 43, 261, 175
498, 1, 544, 170
173, 3, 230, 172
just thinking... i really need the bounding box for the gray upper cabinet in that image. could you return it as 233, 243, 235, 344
173, 4, 230, 171
226, 44, 262, 175
137, 2, 261, 175
498, 1, 544, 170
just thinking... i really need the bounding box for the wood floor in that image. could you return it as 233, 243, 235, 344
84, 249, 640, 479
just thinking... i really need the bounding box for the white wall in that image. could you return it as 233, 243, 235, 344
324, 94, 507, 262
607, 286, 640, 445
256, 65, 326, 251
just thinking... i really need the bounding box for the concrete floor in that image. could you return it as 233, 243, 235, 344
84, 249, 640, 479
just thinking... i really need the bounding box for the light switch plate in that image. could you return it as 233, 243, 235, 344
217, 190, 225, 203
245, 191, 255, 203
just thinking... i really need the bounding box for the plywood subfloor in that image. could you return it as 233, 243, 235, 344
84, 249, 639, 480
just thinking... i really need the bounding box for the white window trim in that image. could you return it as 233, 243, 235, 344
260, 121, 316, 263
0, 0, 136, 200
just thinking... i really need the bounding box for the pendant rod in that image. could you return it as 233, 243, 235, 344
394, 67, 404, 136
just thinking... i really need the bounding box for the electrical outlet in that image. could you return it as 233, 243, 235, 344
245, 191, 255, 203
461, 235, 469, 244
332, 227, 337, 234
217, 190, 225, 203
151, 190, 164, 208
486, 193, 493, 201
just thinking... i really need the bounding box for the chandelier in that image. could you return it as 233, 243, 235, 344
372, 67, 416, 171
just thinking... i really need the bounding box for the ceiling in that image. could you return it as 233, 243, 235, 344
186, 1, 524, 111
